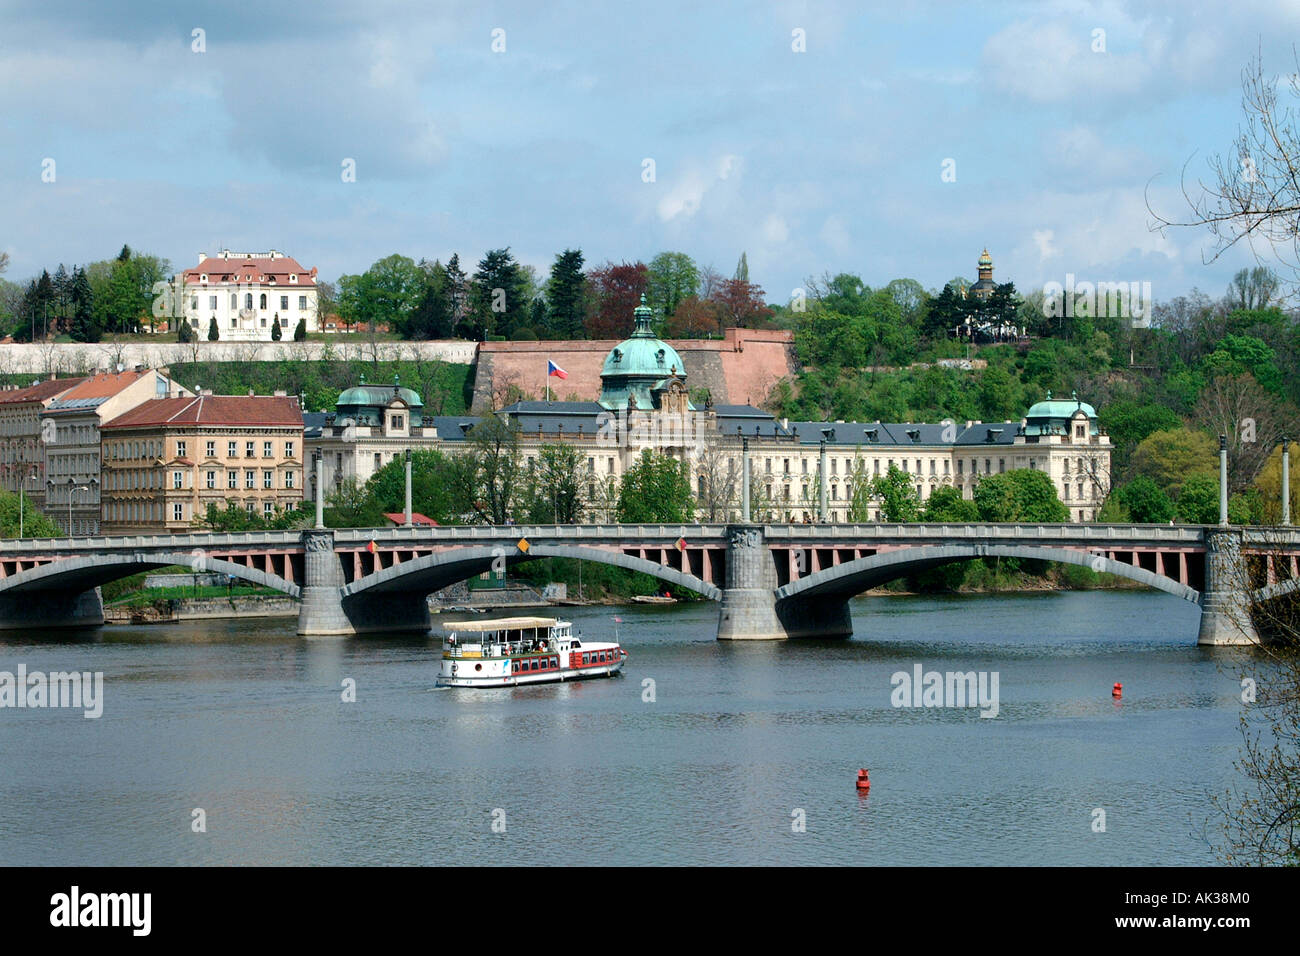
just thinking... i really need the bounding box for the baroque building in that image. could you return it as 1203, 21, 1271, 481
172, 249, 319, 342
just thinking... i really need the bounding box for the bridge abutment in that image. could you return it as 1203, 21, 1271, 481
717, 526, 851, 640
1198, 528, 1259, 646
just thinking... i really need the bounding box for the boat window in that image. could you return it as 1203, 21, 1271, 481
530, 660, 539, 671
572, 640, 581, 648
551, 657, 558, 668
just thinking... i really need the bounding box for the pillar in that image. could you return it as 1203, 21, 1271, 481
1219, 435, 1229, 527
314, 454, 324, 530
404, 451, 413, 527
741, 437, 751, 523
297, 529, 350, 636
819, 439, 828, 522
716, 525, 851, 640
1197, 527, 1259, 646
0, 587, 104, 630
1282, 438, 1290, 526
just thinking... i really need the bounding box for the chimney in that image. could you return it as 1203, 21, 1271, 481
273, 390, 287, 397
248, 389, 255, 397
198, 253, 206, 265
134, 364, 144, 373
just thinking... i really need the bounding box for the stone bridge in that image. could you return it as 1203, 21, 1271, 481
2, 523, 1298, 645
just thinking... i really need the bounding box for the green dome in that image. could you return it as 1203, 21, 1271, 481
1025, 390, 1095, 420
598, 294, 688, 409
336, 384, 424, 409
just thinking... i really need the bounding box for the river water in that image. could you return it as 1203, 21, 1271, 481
0, 591, 1252, 865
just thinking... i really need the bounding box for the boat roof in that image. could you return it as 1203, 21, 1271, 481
443, 616, 563, 633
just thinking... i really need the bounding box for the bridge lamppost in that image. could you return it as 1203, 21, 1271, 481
313, 450, 324, 530
1219, 435, 1229, 527
1282, 437, 1291, 526
404, 448, 412, 527
819, 430, 832, 523
741, 436, 751, 523
65, 477, 94, 537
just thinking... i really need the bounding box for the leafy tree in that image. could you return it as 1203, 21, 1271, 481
69, 266, 99, 343
364, 448, 474, 524
1115, 476, 1175, 523
869, 465, 921, 522
545, 249, 587, 339
922, 485, 979, 522
408, 260, 454, 340
585, 261, 648, 339
1177, 473, 1222, 524
974, 469, 1069, 522
1226, 266, 1279, 311
1098, 400, 1183, 473
338, 254, 423, 337
324, 479, 383, 528
646, 251, 699, 321
293, 317, 307, 342
1130, 428, 1217, 497
176, 318, 195, 343
617, 449, 693, 523
521, 444, 586, 523
0, 489, 63, 538
467, 415, 523, 524
444, 253, 471, 337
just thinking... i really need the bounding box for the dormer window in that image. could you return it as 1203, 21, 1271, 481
199, 273, 208, 284
611, 349, 622, 364
656, 348, 666, 365
289, 274, 298, 284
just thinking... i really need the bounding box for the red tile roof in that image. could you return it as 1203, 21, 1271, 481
383, 512, 439, 526
0, 377, 87, 404
182, 253, 316, 286
44, 369, 160, 413
102, 395, 304, 430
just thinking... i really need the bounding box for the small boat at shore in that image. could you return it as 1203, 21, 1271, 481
437, 616, 627, 688
632, 594, 676, 605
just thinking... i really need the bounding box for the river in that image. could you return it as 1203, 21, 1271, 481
0, 590, 1251, 865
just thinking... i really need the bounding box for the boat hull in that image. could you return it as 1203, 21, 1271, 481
438, 659, 624, 688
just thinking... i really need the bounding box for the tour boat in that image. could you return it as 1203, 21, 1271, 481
437, 616, 627, 688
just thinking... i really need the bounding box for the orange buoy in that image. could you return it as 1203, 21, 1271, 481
1112, 682, 1123, 699
855, 768, 870, 791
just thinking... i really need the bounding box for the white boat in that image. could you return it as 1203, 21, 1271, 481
436, 615, 627, 688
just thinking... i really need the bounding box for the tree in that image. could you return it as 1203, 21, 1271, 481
271, 314, 282, 340
974, 469, 1069, 522
521, 444, 586, 523
1227, 266, 1279, 311
585, 261, 648, 339
176, 317, 195, 344
617, 449, 693, 523
68, 266, 99, 343
338, 254, 423, 338
646, 251, 699, 320
1193, 373, 1295, 490
207, 316, 220, 341
1152, 52, 1300, 294
294, 317, 307, 342
467, 415, 523, 524
545, 249, 587, 339
922, 485, 979, 522
713, 277, 773, 330
445, 253, 471, 337
1115, 476, 1175, 523
869, 465, 921, 522
1130, 428, 1217, 498
408, 260, 454, 340
0, 489, 63, 538
1177, 473, 1222, 524
693, 445, 740, 521
1098, 401, 1183, 474
364, 448, 474, 524
468, 248, 528, 341
315, 279, 337, 332
733, 251, 749, 284
324, 479, 383, 528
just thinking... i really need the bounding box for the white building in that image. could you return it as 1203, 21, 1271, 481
173, 249, 319, 342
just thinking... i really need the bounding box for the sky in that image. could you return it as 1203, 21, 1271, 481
2, 0, 1300, 307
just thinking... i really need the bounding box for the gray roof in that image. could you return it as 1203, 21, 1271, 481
787, 420, 1021, 447
429, 416, 481, 441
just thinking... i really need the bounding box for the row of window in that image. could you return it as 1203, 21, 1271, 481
105, 468, 297, 490
108, 440, 295, 461
189, 293, 309, 312
106, 499, 285, 524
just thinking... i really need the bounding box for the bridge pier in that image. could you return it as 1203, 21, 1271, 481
1198, 528, 1259, 646
0, 588, 104, 630
717, 525, 851, 640
298, 530, 352, 637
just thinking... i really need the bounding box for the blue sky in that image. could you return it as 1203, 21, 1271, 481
2, 0, 1299, 306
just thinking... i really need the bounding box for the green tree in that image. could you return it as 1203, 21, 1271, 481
545, 249, 587, 338
409, 260, 454, 340
469, 248, 528, 340
1115, 476, 1175, 523
617, 449, 694, 523
337, 254, 423, 336
922, 485, 979, 521
271, 315, 282, 341
1177, 473, 1222, 524
69, 266, 99, 343
974, 469, 1069, 522
467, 415, 523, 524
207, 316, 219, 341
1098, 400, 1183, 473
293, 317, 307, 342
646, 251, 699, 320
0, 489, 63, 538
869, 465, 921, 522
1130, 428, 1217, 497
521, 444, 586, 523
364, 448, 473, 524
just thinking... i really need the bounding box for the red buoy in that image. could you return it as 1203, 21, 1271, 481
855, 769, 870, 791
1112, 682, 1123, 699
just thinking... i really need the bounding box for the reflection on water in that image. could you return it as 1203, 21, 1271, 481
0, 590, 1247, 865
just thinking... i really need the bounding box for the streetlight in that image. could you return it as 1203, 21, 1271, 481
19, 468, 36, 538
404, 448, 412, 527
313, 449, 324, 529
67, 478, 93, 537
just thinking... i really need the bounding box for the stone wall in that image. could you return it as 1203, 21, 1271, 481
471, 328, 795, 410
0, 339, 477, 377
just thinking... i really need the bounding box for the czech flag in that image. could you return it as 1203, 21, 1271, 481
547, 360, 568, 380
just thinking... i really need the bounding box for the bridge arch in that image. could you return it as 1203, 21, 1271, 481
0, 552, 300, 599
342, 544, 720, 601
774, 544, 1200, 605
